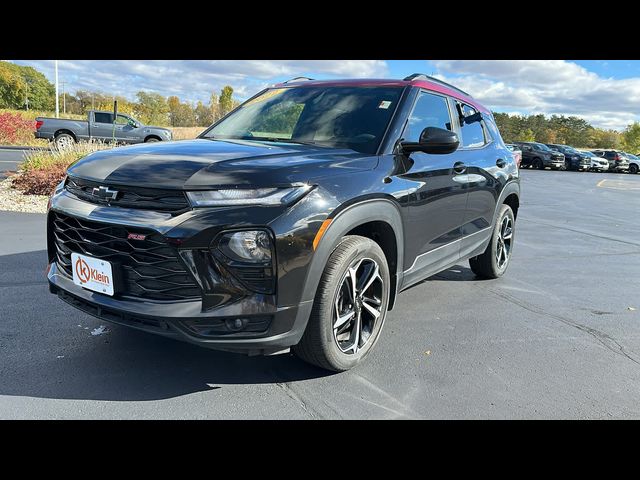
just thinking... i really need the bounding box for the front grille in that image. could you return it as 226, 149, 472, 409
51, 212, 201, 301
65, 176, 189, 213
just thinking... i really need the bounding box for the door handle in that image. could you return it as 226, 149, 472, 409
453, 161, 466, 174
496, 158, 507, 168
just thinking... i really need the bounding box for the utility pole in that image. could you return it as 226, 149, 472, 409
61, 81, 67, 114
54, 60, 59, 118
24, 81, 29, 111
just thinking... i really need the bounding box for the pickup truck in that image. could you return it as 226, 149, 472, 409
35, 110, 172, 148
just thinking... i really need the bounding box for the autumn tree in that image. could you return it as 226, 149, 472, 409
218, 86, 234, 117
622, 122, 640, 153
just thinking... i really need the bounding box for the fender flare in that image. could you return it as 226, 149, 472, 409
492, 180, 520, 225
299, 198, 405, 309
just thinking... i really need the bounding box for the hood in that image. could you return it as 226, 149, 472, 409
66, 138, 375, 189
145, 125, 171, 133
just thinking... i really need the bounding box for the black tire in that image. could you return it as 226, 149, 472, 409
630, 163, 639, 174
469, 204, 515, 279
533, 158, 544, 170
145, 137, 160, 143
293, 235, 390, 372
54, 133, 75, 149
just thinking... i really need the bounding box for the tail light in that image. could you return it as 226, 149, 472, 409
35, 120, 43, 130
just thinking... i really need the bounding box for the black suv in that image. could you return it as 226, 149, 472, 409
513, 141, 565, 170
545, 144, 591, 171
46, 75, 520, 371
591, 150, 630, 173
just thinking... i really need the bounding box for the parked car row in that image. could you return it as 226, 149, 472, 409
505, 141, 638, 174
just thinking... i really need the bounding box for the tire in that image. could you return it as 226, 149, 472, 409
293, 235, 390, 372
145, 137, 160, 143
54, 133, 75, 149
469, 204, 515, 279
533, 158, 544, 170
630, 163, 639, 174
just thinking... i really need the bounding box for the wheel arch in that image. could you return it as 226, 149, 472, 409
54, 129, 77, 141
144, 135, 162, 142
493, 181, 520, 225
301, 198, 405, 312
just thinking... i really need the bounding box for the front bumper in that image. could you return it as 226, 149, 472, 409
46, 186, 325, 353
47, 264, 312, 353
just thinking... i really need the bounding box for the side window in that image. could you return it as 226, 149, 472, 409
94, 112, 113, 124
405, 91, 452, 142
459, 103, 487, 148
115, 114, 131, 125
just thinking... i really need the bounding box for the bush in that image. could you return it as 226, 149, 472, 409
12, 163, 68, 195
12, 141, 112, 195
0, 112, 36, 145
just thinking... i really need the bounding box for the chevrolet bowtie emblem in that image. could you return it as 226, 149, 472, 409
91, 186, 119, 200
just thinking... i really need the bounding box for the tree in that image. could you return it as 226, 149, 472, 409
218, 86, 234, 117
516, 128, 535, 142
135, 91, 169, 125
195, 101, 213, 126
18, 64, 55, 110
0, 62, 26, 108
622, 122, 640, 153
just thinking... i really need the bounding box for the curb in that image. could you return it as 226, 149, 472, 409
0, 145, 47, 151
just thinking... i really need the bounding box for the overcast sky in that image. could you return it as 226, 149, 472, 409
9, 60, 640, 131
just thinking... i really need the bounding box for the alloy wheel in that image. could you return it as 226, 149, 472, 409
333, 258, 384, 354
496, 215, 513, 269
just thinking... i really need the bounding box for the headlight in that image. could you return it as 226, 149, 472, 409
187, 185, 312, 207
217, 230, 272, 263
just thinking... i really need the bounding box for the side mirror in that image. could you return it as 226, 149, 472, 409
401, 127, 460, 155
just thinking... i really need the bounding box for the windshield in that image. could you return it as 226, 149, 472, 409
202, 86, 403, 154
625, 153, 639, 160
535, 143, 552, 152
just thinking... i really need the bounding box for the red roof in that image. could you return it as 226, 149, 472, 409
273, 78, 489, 114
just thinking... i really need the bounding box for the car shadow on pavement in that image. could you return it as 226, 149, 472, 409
0, 250, 333, 402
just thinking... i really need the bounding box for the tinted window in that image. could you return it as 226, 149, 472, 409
459, 104, 486, 148
94, 112, 113, 124
405, 92, 452, 142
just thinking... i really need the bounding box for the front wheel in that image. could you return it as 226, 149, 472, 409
144, 137, 160, 143
293, 235, 390, 372
533, 158, 544, 170
630, 164, 639, 174
469, 204, 515, 279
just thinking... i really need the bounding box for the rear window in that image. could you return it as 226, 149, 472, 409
94, 112, 113, 124
458, 103, 487, 148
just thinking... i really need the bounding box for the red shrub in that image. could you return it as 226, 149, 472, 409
12, 163, 68, 195
0, 112, 36, 145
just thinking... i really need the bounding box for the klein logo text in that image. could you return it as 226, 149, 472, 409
74, 257, 110, 285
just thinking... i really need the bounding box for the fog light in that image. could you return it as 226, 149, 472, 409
226, 318, 248, 331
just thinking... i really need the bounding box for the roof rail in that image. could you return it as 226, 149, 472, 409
403, 73, 471, 97
283, 76, 314, 84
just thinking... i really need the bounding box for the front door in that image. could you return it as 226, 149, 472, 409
399, 90, 468, 288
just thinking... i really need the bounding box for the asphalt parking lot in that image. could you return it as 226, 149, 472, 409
1, 169, 639, 419
0, 148, 27, 179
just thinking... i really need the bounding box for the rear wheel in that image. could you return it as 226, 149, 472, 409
533, 158, 544, 170
54, 133, 75, 149
469, 204, 515, 279
293, 235, 390, 372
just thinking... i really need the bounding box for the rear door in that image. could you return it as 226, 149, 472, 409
91, 112, 114, 141
400, 90, 468, 287
451, 102, 501, 260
